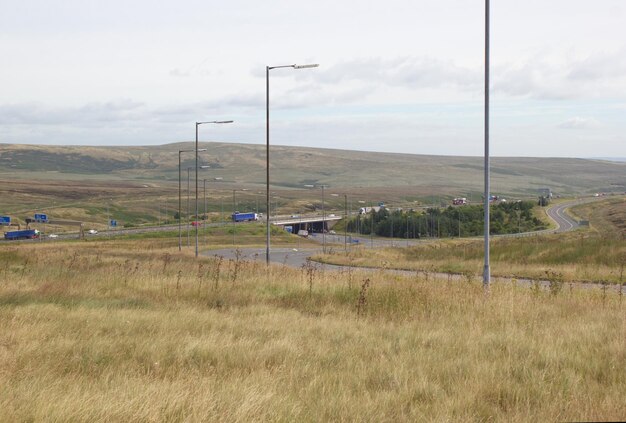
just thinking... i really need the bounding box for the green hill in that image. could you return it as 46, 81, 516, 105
0, 142, 623, 197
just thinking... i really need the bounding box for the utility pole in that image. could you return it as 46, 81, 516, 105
344, 194, 348, 252
390, 212, 393, 247
321, 185, 326, 253
203, 179, 207, 247
187, 167, 191, 247
370, 204, 374, 248
483, 0, 491, 289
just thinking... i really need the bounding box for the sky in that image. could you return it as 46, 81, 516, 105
1, 0, 625, 157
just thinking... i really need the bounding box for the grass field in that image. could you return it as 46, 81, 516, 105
316, 232, 625, 283
1, 144, 624, 421
2, 142, 625, 196
571, 196, 626, 237
316, 197, 626, 284
2, 141, 624, 231
1, 240, 624, 422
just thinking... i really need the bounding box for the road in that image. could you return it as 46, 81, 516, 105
202, 198, 601, 271
546, 199, 584, 232
2, 197, 599, 244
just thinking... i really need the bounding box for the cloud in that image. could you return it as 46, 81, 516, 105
0, 99, 146, 126
256, 50, 626, 102
567, 48, 626, 81
493, 48, 626, 100
295, 57, 482, 92
558, 117, 601, 129
169, 68, 191, 77
244, 49, 626, 111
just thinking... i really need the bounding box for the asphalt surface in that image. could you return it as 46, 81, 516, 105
1, 197, 600, 244
205, 247, 318, 268
546, 199, 583, 232
200, 198, 591, 268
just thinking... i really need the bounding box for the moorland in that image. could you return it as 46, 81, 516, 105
0, 142, 624, 422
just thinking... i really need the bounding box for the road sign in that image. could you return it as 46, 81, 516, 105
34, 213, 48, 223
0, 216, 10, 226
109, 220, 117, 227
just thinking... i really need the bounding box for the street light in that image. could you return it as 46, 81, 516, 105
188, 165, 210, 248
266, 62, 319, 265
187, 166, 192, 247
203, 178, 209, 246
178, 148, 206, 251
195, 120, 233, 258
483, 0, 491, 289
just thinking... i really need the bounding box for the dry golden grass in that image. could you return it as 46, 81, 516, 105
318, 232, 625, 283
572, 196, 626, 238
1, 240, 625, 422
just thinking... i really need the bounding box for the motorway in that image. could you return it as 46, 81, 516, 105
1, 197, 597, 245
202, 198, 599, 270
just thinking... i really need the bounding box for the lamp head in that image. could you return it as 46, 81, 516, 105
293, 64, 319, 69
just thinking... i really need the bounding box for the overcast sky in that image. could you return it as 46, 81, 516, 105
1, 0, 625, 157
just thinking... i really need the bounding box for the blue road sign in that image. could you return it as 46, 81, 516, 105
34, 213, 48, 223
110, 220, 117, 227
0, 216, 10, 226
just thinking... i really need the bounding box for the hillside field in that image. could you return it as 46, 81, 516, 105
0, 239, 624, 422
1, 142, 624, 229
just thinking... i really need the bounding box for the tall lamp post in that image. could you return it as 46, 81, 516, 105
266, 62, 319, 265
195, 120, 233, 258
483, 0, 491, 289
179, 148, 206, 251
187, 166, 192, 247
203, 178, 208, 247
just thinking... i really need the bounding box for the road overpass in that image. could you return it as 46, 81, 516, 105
271, 215, 343, 233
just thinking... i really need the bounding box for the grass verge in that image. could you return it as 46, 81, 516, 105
0, 240, 624, 421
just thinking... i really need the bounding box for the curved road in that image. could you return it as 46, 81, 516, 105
4, 197, 594, 245
203, 198, 597, 269
546, 199, 583, 232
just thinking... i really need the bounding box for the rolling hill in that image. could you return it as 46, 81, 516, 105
0, 142, 623, 198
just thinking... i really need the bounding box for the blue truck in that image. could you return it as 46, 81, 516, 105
231, 212, 258, 222
4, 229, 40, 240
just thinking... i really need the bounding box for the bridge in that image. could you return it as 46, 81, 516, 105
271, 215, 343, 233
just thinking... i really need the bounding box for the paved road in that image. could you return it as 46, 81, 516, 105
202, 197, 609, 277
546, 199, 583, 232
206, 247, 318, 268
3, 197, 599, 244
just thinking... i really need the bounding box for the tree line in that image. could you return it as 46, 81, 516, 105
346, 201, 546, 238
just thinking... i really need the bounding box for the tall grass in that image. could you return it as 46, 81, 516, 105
1, 240, 624, 421
318, 233, 625, 283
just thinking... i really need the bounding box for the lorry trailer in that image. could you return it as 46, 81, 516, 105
4, 229, 40, 240
231, 212, 259, 222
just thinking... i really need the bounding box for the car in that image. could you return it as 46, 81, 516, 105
87, 229, 98, 235
328, 214, 336, 217
329, 230, 336, 234
291, 215, 300, 218
48, 234, 59, 238
191, 221, 202, 227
